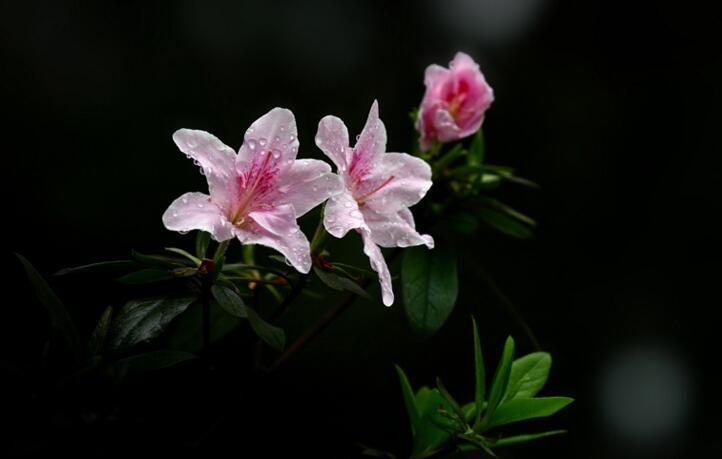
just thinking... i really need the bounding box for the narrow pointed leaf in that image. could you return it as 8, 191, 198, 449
478, 207, 534, 239
16, 253, 81, 362
195, 231, 211, 259
210, 284, 247, 318
54, 260, 136, 276
472, 318, 486, 427
117, 350, 196, 373
164, 247, 201, 265
493, 430, 567, 447
505, 352, 551, 401
313, 266, 370, 299
245, 307, 285, 351
87, 306, 113, 357
436, 377, 465, 421
487, 397, 573, 428
413, 387, 458, 456
402, 245, 458, 338
485, 336, 515, 422
468, 129, 485, 166
395, 365, 420, 434
116, 268, 174, 285
131, 250, 190, 267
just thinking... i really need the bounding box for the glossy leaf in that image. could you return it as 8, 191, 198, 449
211, 284, 247, 318
505, 352, 551, 401
246, 307, 285, 351
487, 397, 573, 428
395, 365, 421, 434
413, 387, 457, 457
313, 266, 370, 299
16, 253, 81, 362
195, 231, 211, 259
117, 350, 196, 373
116, 268, 173, 285
493, 430, 567, 447
485, 336, 515, 422
54, 260, 136, 276
131, 250, 189, 267
87, 306, 113, 357
402, 245, 458, 338
165, 247, 201, 266
472, 318, 486, 427
109, 295, 198, 351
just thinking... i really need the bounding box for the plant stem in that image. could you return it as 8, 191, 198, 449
310, 207, 329, 254
214, 239, 231, 262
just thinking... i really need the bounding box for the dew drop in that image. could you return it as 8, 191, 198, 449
197, 203, 204, 208
172, 212, 178, 218
182, 197, 188, 204
259, 138, 267, 147
356, 134, 360, 141
290, 146, 298, 154
179, 230, 189, 235
289, 134, 296, 141
343, 201, 353, 208
248, 139, 258, 150
350, 209, 363, 219
315, 136, 323, 146
274, 136, 281, 144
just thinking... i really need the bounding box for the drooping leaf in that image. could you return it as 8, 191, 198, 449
472, 318, 486, 427
165, 247, 201, 266
485, 336, 515, 422
505, 352, 551, 401
313, 266, 370, 299
109, 295, 198, 352
117, 350, 197, 373
395, 365, 421, 434
87, 306, 113, 357
131, 250, 190, 267
402, 245, 458, 338
245, 307, 285, 351
211, 284, 247, 318
478, 207, 534, 239
116, 268, 174, 285
195, 231, 211, 259
492, 430, 567, 447
16, 253, 81, 362
487, 397, 573, 428
54, 260, 136, 276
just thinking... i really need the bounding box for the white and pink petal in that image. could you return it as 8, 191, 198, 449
362, 152, 432, 213
162, 192, 234, 241
363, 208, 434, 249
316, 115, 351, 172
360, 229, 394, 306
323, 191, 367, 239
273, 159, 343, 217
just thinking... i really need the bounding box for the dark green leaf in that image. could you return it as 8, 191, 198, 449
433, 144, 465, 176
54, 260, 136, 276
413, 387, 458, 456
16, 253, 80, 362
195, 231, 211, 259
211, 284, 247, 318
436, 377, 465, 421
87, 306, 113, 357
402, 245, 458, 338
131, 250, 189, 267
162, 301, 241, 352
109, 295, 198, 351
446, 210, 479, 235
487, 397, 573, 428
478, 197, 537, 227
468, 130, 485, 166
485, 336, 515, 422
395, 365, 420, 434
117, 350, 196, 373
472, 318, 486, 427
246, 307, 285, 351
165, 247, 201, 265
493, 430, 567, 447
478, 207, 534, 239
116, 268, 174, 285
505, 352, 551, 401
313, 266, 370, 299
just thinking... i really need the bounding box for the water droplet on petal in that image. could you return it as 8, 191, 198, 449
280, 126, 285, 132
274, 136, 281, 144
182, 197, 188, 204
290, 146, 298, 154
350, 209, 363, 219
248, 139, 258, 150
315, 136, 323, 146
172, 212, 178, 217
355, 134, 360, 141
289, 134, 296, 141
197, 203, 204, 208
272, 150, 280, 159
343, 201, 352, 208
259, 138, 267, 147
179, 230, 189, 235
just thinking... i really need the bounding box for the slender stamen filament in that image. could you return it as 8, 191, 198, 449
231, 150, 273, 224
356, 175, 394, 206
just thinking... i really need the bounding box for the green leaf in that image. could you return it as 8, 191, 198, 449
505, 352, 551, 401
245, 307, 285, 351
478, 207, 534, 239
480, 174, 502, 189
487, 397, 573, 428
16, 253, 81, 362
413, 387, 458, 457
402, 245, 458, 338
485, 336, 515, 422
436, 377, 465, 421
492, 430, 567, 447
54, 260, 136, 276
165, 247, 201, 266
117, 350, 196, 373
162, 301, 241, 352
313, 266, 370, 299
195, 231, 211, 259
468, 130, 485, 166
395, 365, 421, 434
87, 306, 113, 357
109, 295, 198, 351
478, 197, 537, 227
131, 250, 189, 267
433, 144, 465, 176
472, 318, 486, 427
116, 268, 174, 284
210, 284, 247, 318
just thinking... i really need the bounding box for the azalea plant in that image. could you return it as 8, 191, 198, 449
15, 52, 572, 457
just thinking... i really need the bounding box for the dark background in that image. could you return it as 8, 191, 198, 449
2, 1, 720, 457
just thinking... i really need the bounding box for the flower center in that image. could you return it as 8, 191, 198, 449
230, 149, 276, 225
355, 175, 394, 207
448, 92, 466, 119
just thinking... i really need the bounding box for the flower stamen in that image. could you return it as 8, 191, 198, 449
356, 175, 394, 206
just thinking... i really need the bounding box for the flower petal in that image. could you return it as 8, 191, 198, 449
323, 191, 367, 238
315, 115, 350, 172
237, 107, 299, 174
360, 229, 394, 306
162, 192, 234, 241
362, 153, 432, 213
349, 100, 387, 182
172, 129, 238, 211
274, 159, 343, 217
424, 63, 449, 88
364, 208, 434, 249
238, 204, 311, 273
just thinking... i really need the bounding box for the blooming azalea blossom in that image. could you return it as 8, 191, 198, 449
416, 52, 494, 152
163, 108, 343, 273
315, 101, 434, 306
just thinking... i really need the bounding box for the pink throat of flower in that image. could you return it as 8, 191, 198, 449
230, 149, 276, 225
448, 92, 467, 119
355, 175, 395, 207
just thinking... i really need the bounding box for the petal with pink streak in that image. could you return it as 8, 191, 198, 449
424, 63, 449, 88
361, 153, 432, 213
238, 204, 312, 273
363, 208, 434, 249
360, 229, 394, 306
237, 107, 299, 174
162, 192, 234, 241
323, 190, 367, 239
316, 115, 351, 172
172, 129, 238, 211
274, 159, 343, 217
349, 100, 387, 182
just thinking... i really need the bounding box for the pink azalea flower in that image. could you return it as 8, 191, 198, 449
163, 108, 343, 274
416, 52, 494, 152
315, 101, 434, 306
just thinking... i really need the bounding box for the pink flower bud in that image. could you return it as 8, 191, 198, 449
415, 52, 494, 152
